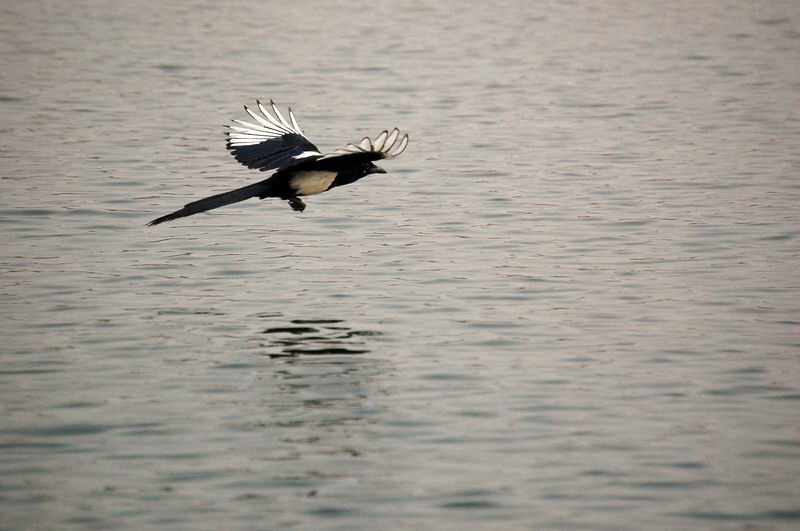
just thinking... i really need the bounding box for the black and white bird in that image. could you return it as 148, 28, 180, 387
148, 100, 409, 226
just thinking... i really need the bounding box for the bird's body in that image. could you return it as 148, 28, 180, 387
148, 100, 408, 225
289, 171, 338, 196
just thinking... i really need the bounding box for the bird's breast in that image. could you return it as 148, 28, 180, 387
289, 171, 338, 196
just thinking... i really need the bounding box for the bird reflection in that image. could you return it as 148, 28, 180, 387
261, 318, 380, 358
220, 316, 392, 497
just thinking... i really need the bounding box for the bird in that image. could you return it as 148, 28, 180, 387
147, 100, 409, 226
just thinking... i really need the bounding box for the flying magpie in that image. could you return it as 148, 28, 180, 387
148, 100, 409, 226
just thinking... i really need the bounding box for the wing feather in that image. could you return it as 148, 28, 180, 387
383, 128, 400, 153
230, 118, 286, 136
389, 134, 408, 158
288, 108, 303, 133
257, 100, 293, 133
227, 101, 407, 171
245, 105, 281, 131
318, 128, 409, 161
226, 101, 321, 172
372, 130, 388, 152
270, 100, 294, 130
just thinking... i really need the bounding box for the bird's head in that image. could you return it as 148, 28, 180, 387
364, 162, 387, 176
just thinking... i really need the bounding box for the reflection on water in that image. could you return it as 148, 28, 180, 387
260, 318, 380, 357
209, 316, 393, 519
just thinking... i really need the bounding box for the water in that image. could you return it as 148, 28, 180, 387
1, 0, 799, 528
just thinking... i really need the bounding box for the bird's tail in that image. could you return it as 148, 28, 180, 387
148, 180, 274, 226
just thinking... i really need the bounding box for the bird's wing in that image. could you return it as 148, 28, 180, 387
317, 128, 409, 163
225, 100, 322, 172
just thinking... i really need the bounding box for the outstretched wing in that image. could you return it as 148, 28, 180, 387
225, 100, 322, 172
317, 128, 409, 165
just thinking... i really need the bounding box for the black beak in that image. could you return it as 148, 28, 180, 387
372, 165, 387, 174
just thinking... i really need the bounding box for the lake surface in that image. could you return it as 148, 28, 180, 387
1, 0, 799, 528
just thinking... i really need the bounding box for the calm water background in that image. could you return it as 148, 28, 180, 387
1, 1, 799, 528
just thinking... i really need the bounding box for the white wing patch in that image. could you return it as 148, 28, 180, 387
324, 127, 409, 159
226, 100, 322, 154
293, 150, 321, 159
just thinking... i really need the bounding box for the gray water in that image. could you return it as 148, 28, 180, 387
1, 1, 799, 529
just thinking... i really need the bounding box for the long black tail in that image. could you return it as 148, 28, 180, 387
148, 180, 274, 226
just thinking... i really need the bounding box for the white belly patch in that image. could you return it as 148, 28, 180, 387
290, 171, 337, 196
